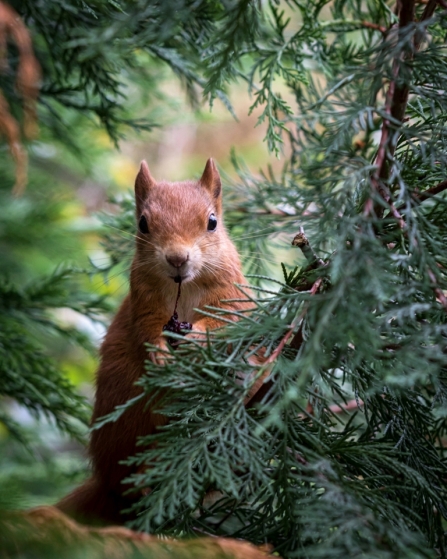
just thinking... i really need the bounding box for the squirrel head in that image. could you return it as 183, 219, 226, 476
133, 158, 229, 285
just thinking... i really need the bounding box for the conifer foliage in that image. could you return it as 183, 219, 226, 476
99, 1, 447, 557
2, 0, 447, 558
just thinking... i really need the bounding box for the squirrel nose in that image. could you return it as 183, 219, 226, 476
166, 252, 189, 268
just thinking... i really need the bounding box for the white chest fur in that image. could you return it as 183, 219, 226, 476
163, 282, 204, 324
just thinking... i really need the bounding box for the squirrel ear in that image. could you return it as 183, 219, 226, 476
135, 160, 155, 216
200, 158, 222, 203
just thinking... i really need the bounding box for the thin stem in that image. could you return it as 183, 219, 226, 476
365, 0, 430, 219
292, 228, 325, 267
329, 399, 364, 414
427, 268, 447, 312
244, 278, 323, 408
414, 179, 447, 202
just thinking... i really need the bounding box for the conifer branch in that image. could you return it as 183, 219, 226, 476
427, 268, 447, 312
387, 0, 416, 123
366, 1, 415, 218
328, 399, 364, 414
0, 1, 40, 195
418, 0, 439, 33
366, 0, 441, 219
292, 228, 325, 268
36, 2, 447, 553
360, 21, 387, 34
414, 179, 447, 202
244, 277, 323, 408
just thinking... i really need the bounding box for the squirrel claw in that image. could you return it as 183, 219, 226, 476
149, 338, 172, 365
183, 329, 207, 344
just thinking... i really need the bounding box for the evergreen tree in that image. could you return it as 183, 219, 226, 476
98, 1, 447, 558
2, 1, 447, 558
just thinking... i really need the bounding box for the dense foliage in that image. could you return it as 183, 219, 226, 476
100, 1, 447, 558
9, 0, 243, 143
1, 0, 235, 462
2, 1, 447, 558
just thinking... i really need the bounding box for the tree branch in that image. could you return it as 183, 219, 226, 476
382, 0, 417, 170
365, 0, 441, 218
361, 20, 387, 34
427, 268, 447, 312
292, 229, 325, 267
0, 1, 40, 195
244, 277, 323, 408
290, 228, 327, 291
328, 399, 364, 414
413, 179, 447, 202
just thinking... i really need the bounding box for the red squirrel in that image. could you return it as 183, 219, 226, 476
57, 158, 251, 524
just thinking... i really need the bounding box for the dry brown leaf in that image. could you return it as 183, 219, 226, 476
0, 1, 40, 195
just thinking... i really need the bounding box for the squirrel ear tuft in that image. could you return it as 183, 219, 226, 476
200, 158, 222, 201
135, 160, 155, 215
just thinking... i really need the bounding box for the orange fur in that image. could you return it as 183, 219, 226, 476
57, 159, 251, 524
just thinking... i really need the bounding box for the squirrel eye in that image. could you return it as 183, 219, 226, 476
139, 215, 149, 234
207, 213, 217, 231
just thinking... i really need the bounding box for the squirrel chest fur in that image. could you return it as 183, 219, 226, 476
57, 158, 250, 523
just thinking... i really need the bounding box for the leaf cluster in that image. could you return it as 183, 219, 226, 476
96, 2, 447, 557
7, 0, 265, 145
0, 266, 111, 444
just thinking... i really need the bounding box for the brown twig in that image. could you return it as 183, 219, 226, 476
244, 278, 323, 408
289, 321, 304, 350
0, 1, 40, 195
0, 91, 27, 192
292, 228, 325, 267
361, 20, 387, 34
418, 0, 439, 34
365, 0, 442, 220
365, 2, 415, 218
383, 0, 416, 167
427, 268, 447, 312
244, 230, 326, 408
328, 399, 364, 414
413, 179, 447, 202
289, 277, 322, 348
243, 322, 298, 408
297, 397, 364, 420
261, 278, 319, 364
367, 59, 396, 205
393, 0, 416, 79
290, 228, 327, 292
365, 62, 402, 220
234, 205, 289, 216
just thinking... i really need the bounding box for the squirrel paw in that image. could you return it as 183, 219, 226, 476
183, 329, 207, 344
149, 337, 172, 365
